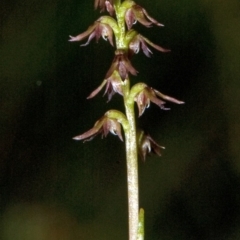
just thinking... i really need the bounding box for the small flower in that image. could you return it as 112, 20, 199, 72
131, 83, 184, 116
94, 0, 114, 15
105, 49, 138, 80
69, 19, 114, 46
73, 115, 123, 141
87, 70, 123, 101
135, 87, 165, 116
129, 34, 170, 57
125, 4, 164, 30
137, 130, 165, 161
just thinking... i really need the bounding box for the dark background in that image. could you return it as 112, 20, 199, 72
1, 0, 240, 239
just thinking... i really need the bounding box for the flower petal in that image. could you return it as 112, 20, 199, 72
107, 119, 123, 141
87, 80, 107, 99
122, 54, 138, 76
129, 37, 140, 54
94, 0, 105, 11
139, 38, 152, 57
125, 9, 136, 30
94, 0, 114, 12
103, 71, 123, 101
145, 88, 167, 110
147, 135, 165, 156
105, 60, 118, 79
132, 5, 153, 27
105, 0, 115, 15
154, 89, 185, 104
142, 36, 170, 53
72, 117, 105, 141
72, 128, 98, 141
135, 91, 151, 116
142, 8, 164, 27
129, 34, 170, 57
69, 23, 97, 42
80, 31, 97, 46
100, 24, 114, 46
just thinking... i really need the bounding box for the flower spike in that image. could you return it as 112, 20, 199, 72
70, 0, 183, 239
125, 4, 164, 30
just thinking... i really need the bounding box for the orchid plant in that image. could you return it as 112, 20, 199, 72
70, 0, 184, 239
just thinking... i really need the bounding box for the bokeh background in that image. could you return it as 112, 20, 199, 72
1, 0, 240, 239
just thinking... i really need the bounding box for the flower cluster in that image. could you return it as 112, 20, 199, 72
70, 1, 184, 240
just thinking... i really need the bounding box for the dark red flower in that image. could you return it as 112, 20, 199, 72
133, 84, 184, 116
73, 115, 123, 141
125, 4, 164, 30
69, 19, 114, 46
129, 34, 170, 57
105, 49, 138, 80
137, 130, 165, 161
87, 70, 123, 101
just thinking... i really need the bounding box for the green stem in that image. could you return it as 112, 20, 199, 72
114, 1, 141, 239
124, 78, 139, 240
137, 208, 145, 240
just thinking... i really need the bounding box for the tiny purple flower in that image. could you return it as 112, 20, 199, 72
129, 34, 170, 57
69, 19, 114, 46
135, 86, 184, 116
105, 49, 138, 80
87, 70, 123, 101
73, 116, 123, 142
137, 130, 165, 161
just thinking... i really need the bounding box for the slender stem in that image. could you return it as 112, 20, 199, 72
137, 208, 145, 240
124, 78, 139, 240
114, 2, 140, 239
114, 3, 127, 49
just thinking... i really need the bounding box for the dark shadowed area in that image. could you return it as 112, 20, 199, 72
1, 0, 240, 239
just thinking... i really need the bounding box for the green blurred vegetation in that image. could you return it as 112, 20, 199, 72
0, 0, 240, 239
